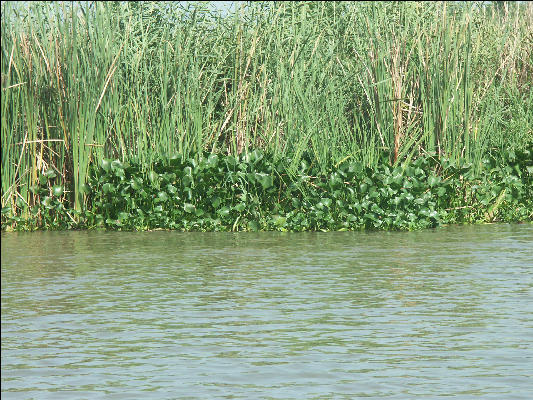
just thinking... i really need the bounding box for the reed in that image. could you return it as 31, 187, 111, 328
2, 1, 532, 218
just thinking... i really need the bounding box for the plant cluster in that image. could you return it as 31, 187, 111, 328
2, 1, 532, 218
3, 150, 531, 232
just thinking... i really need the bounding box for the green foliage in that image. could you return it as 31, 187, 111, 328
3, 152, 531, 231
2, 1, 532, 218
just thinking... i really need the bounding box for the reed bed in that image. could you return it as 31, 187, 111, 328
2, 1, 532, 217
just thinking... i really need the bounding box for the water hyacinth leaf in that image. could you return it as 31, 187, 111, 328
52, 185, 64, 197
404, 193, 414, 202
102, 183, 114, 194
256, 173, 273, 189
249, 150, 263, 164
428, 175, 440, 187
148, 171, 159, 184
207, 154, 219, 168
226, 156, 237, 167
217, 206, 230, 217
321, 198, 332, 208
348, 162, 363, 175
329, 172, 343, 188
157, 191, 169, 202
248, 220, 260, 231
211, 196, 221, 208
272, 215, 286, 227
41, 196, 52, 207
100, 159, 112, 172
246, 172, 257, 184
183, 166, 193, 177
234, 202, 246, 212
131, 177, 143, 190
80, 183, 91, 194
44, 169, 57, 179
118, 212, 130, 221
111, 160, 124, 170
167, 184, 177, 194
182, 175, 193, 187
184, 203, 196, 213
120, 186, 130, 198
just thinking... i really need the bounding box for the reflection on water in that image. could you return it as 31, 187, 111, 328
2, 224, 533, 399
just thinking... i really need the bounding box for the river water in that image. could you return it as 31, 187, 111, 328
1, 224, 532, 399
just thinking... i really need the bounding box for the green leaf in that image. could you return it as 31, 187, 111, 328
148, 170, 159, 184
248, 220, 260, 231
41, 196, 52, 207
428, 175, 440, 187
234, 202, 246, 212
321, 197, 332, 207
184, 203, 196, 213
100, 159, 112, 172
118, 212, 130, 221
217, 206, 230, 217
211, 196, 221, 208
44, 169, 57, 179
167, 184, 177, 194
272, 215, 287, 227
102, 183, 114, 194
111, 160, 124, 170
157, 191, 169, 202
226, 155, 237, 167
131, 177, 143, 190
207, 154, 219, 168
256, 173, 273, 189
52, 185, 64, 197
183, 166, 193, 177
80, 183, 91, 194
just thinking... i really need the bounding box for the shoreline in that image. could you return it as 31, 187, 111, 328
3, 152, 531, 232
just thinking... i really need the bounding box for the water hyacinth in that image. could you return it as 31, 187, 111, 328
2, 151, 531, 231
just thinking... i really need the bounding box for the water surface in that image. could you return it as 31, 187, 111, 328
2, 224, 533, 399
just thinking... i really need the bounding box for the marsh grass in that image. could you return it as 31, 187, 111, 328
2, 1, 532, 218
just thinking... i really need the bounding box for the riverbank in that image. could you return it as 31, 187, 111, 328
2, 2, 532, 229
2, 150, 531, 232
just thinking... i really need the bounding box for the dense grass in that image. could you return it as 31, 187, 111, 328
1, 1, 532, 223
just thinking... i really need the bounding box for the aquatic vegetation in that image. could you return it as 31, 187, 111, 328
1, 1, 532, 229
3, 151, 531, 231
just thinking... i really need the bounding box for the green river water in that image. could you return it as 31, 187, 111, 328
1, 224, 532, 399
